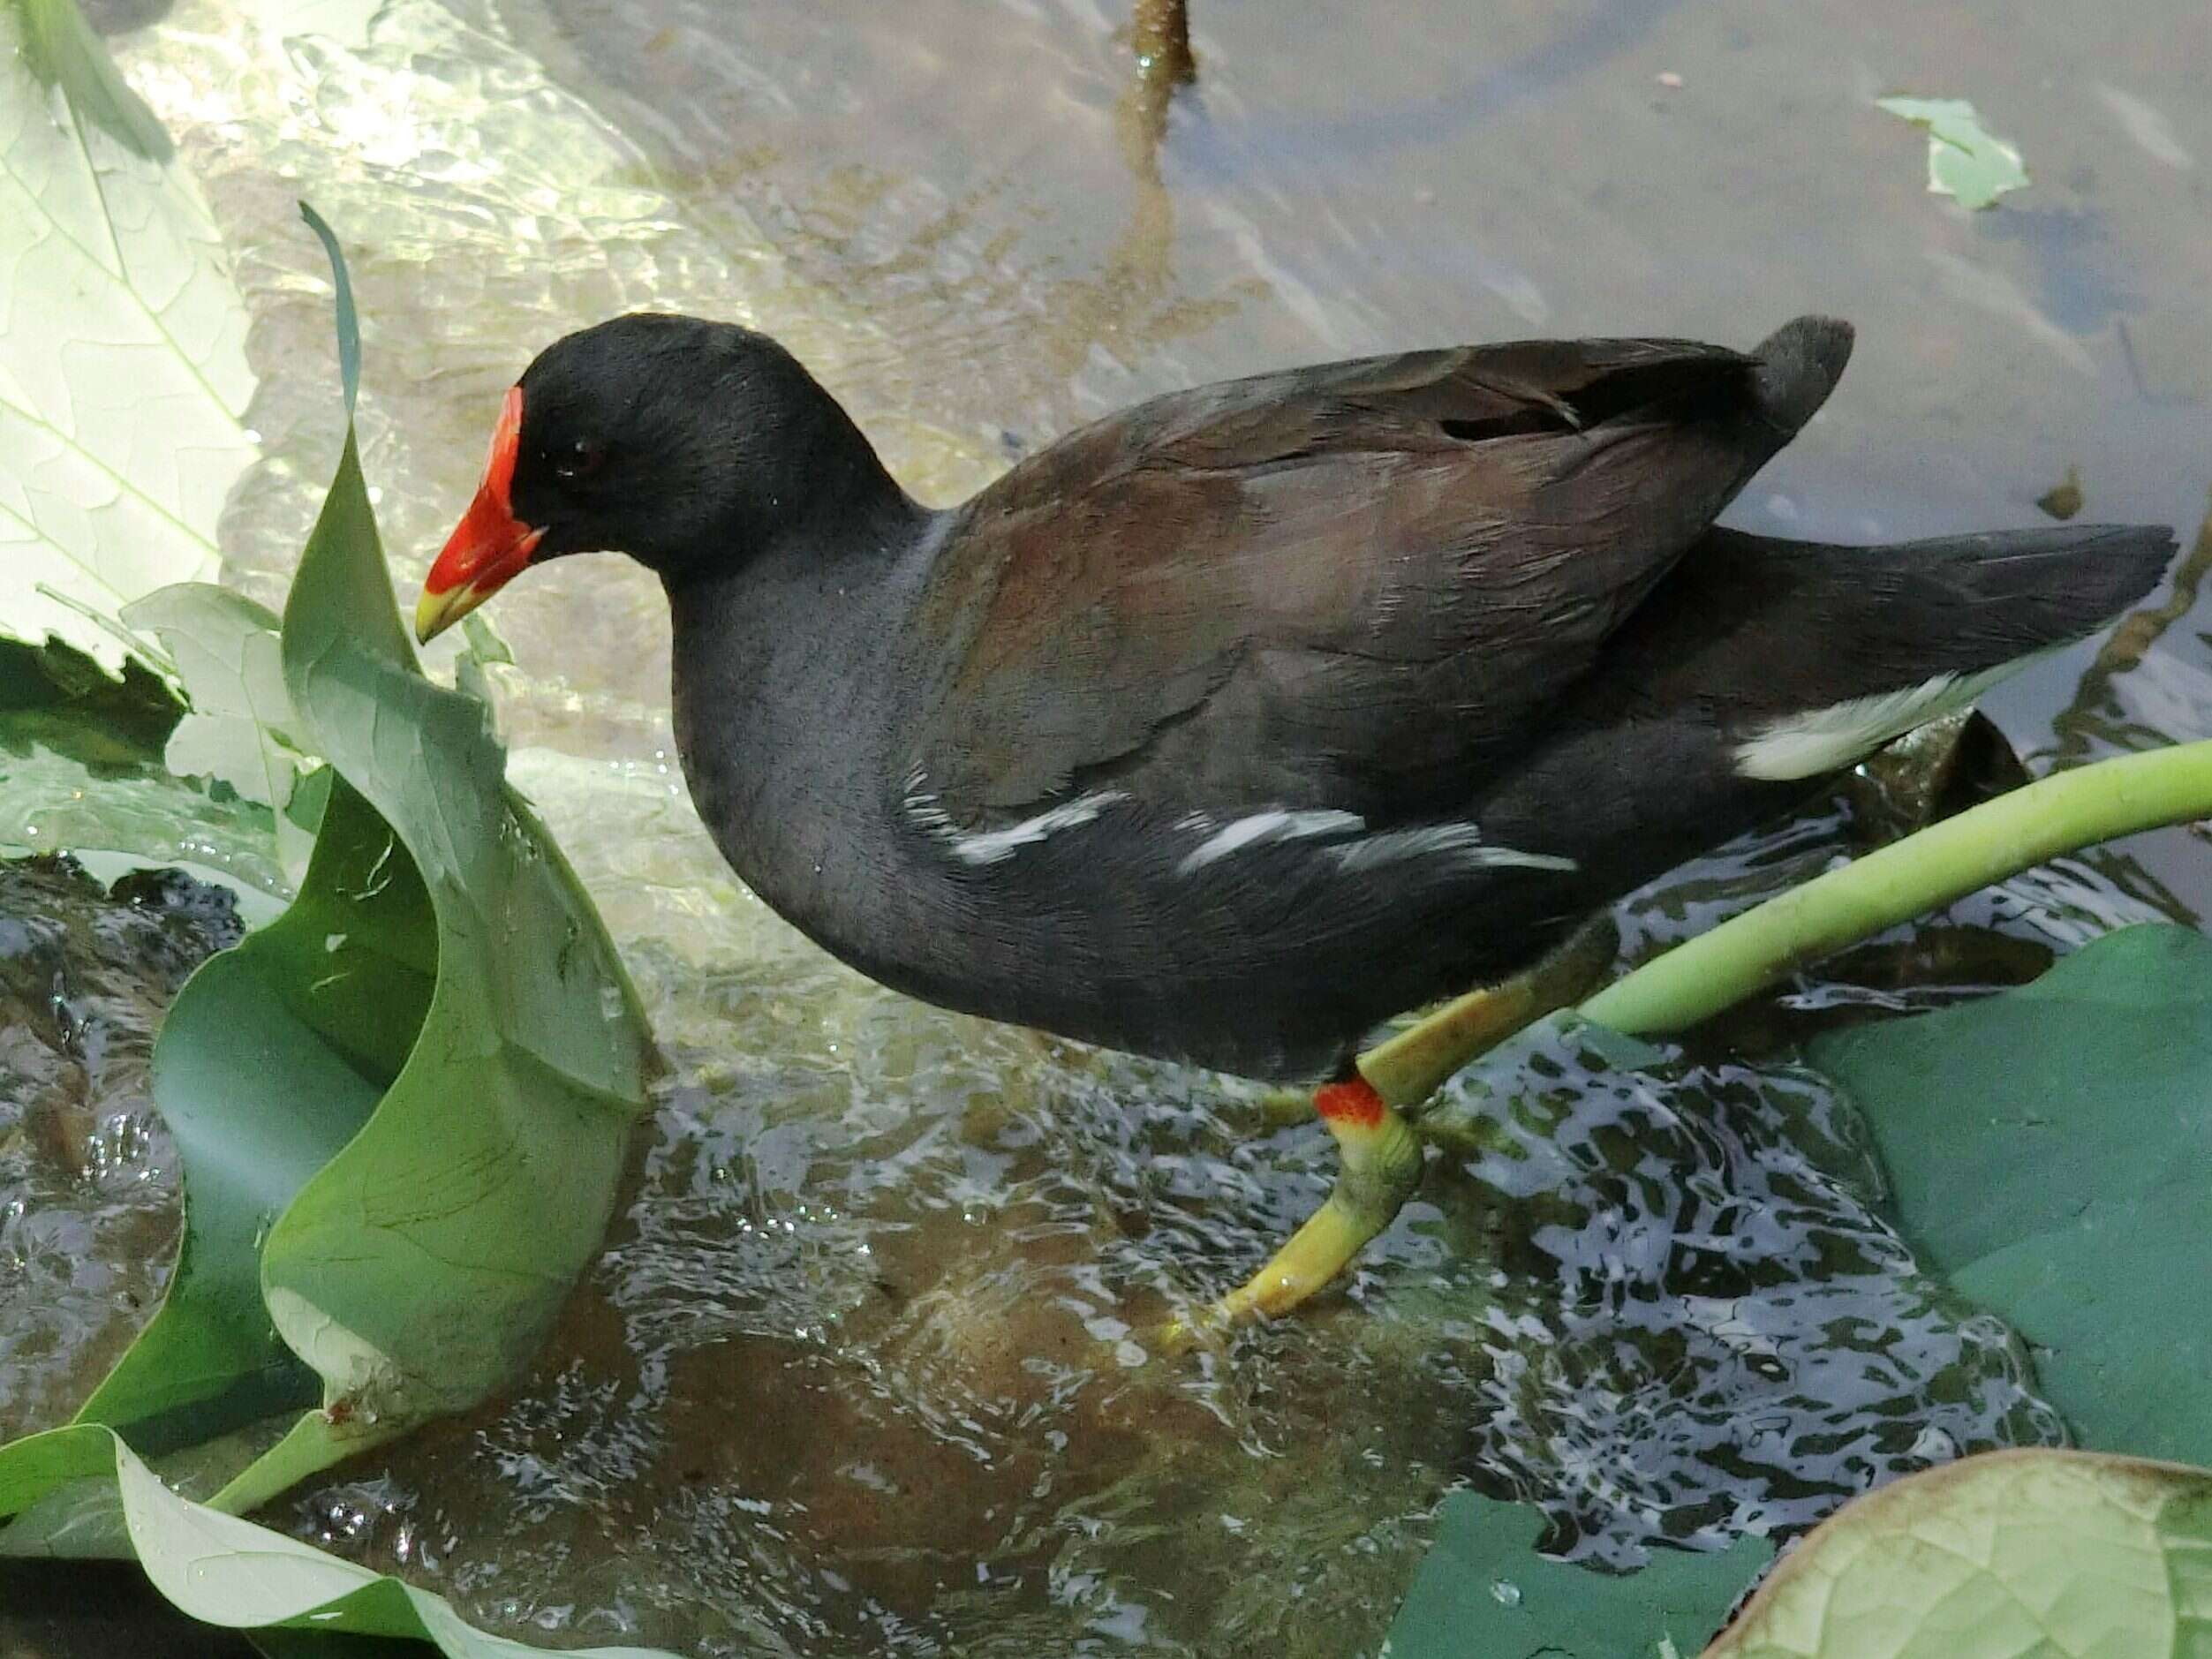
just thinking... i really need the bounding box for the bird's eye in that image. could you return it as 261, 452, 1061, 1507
554, 439, 608, 482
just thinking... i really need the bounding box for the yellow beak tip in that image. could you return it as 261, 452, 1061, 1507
414, 588, 468, 645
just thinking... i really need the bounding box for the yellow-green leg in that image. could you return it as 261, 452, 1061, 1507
1162, 917, 1619, 1345
1356, 915, 1620, 1105
1161, 1077, 1423, 1346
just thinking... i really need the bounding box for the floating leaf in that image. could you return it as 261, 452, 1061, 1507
0, 1424, 676, 1657
0, 0, 258, 675
1809, 923, 2212, 1466
1876, 96, 2029, 210
1705, 1448, 2212, 1656
1384, 1492, 1773, 1658
2035, 464, 2084, 522
0, 705, 285, 886
1393, 919, 2212, 1650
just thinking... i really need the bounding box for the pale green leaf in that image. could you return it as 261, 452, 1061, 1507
121, 585, 298, 781
1876, 96, 2029, 210
0, 0, 259, 673
450, 612, 517, 719
0, 1424, 678, 1658
1704, 1449, 2212, 1656
122, 582, 317, 876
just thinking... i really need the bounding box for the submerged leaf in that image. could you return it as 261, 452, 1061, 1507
1384, 1492, 1772, 1658
0, 631, 181, 754
0, 0, 258, 674
0, 1424, 677, 1657
0, 705, 286, 883
1876, 96, 2029, 210
1810, 924, 2212, 1467
1704, 1448, 2212, 1657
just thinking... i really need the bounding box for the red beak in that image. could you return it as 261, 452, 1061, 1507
416, 385, 545, 643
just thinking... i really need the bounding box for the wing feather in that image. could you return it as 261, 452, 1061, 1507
902, 328, 1841, 826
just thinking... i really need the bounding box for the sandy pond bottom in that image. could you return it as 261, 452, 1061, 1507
2, 758, 2178, 1657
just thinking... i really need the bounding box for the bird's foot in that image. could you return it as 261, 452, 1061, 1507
1158, 1078, 1423, 1351
1159, 921, 1621, 1352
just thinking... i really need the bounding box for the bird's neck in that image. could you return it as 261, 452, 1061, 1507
662, 491, 947, 901
779, 420, 930, 564
663, 466, 936, 677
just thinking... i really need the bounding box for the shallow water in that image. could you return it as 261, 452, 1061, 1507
5, 0, 2212, 1653
0, 858, 238, 1437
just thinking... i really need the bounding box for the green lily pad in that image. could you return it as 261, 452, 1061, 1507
1810, 923, 2212, 1467
0, 0, 258, 676
0, 1424, 676, 1657
1384, 1493, 1773, 1658
1876, 96, 2029, 210
1393, 918, 2212, 1653
1704, 1448, 2212, 1656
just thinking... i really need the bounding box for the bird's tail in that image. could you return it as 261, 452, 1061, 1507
1749, 315, 1856, 436
1709, 522, 2178, 780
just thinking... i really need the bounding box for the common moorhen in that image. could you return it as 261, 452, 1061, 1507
418, 314, 2173, 1325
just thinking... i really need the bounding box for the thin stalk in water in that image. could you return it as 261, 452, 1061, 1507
1356, 740, 2212, 1100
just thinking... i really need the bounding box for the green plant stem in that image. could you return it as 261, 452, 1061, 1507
1347, 741, 2212, 1109
1581, 739, 2212, 1035
205, 1408, 404, 1517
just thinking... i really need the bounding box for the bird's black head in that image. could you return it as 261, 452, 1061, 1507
417, 313, 890, 642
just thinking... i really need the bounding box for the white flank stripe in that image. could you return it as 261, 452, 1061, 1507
1733, 661, 2024, 781
910, 773, 1577, 879
902, 790, 957, 838
944, 792, 1129, 865
1332, 822, 1577, 874
1177, 809, 1365, 873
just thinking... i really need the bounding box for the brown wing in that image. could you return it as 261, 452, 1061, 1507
902, 321, 1851, 825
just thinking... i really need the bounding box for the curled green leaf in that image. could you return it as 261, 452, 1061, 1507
47, 207, 654, 1520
